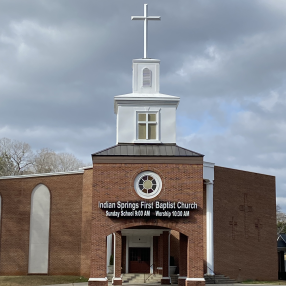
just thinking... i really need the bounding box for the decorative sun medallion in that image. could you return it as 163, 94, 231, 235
134, 171, 162, 199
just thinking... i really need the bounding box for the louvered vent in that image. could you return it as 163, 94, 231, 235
143, 68, 152, 87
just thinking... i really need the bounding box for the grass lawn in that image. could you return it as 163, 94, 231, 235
0, 275, 88, 286
242, 281, 286, 285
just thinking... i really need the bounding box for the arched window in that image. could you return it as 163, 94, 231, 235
142, 68, 152, 87
28, 184, 50, 274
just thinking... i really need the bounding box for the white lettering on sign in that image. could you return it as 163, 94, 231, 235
98, 200, 198, 218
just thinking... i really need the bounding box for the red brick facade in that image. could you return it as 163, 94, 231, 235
0, 162, 277, 284
213, 166, 277, 281
0, 173, 84, 275
89, 162, 204, 286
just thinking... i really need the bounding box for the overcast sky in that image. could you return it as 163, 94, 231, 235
0, 0, 285, 210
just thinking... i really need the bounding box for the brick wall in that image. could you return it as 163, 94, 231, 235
170, 230, 179, 271
213, 166, 277, 281
80, 168, 93, 277
0, 173, 83, 275
89, 162, 204, 281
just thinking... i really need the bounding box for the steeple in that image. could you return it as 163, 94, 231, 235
114, 4, 180, 144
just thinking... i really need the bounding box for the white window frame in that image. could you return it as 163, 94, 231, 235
134, 108, 161, 143
134, 171, 162, 199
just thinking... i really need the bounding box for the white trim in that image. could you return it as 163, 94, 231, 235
113, 233, 116, 276
178, 277, 187, 279
134, 139, 162, 144
114, 94, 179, 114
150, 235, 154, 274
206, 181, 214, 275
126, 236, 129, 273
135, 109, 160, 142
203, 161, 215, 276
278, 234, 286, 244
168, 232, 170, 277
107, 234, 112, 273
186, 278, 205, 281
79, 165, 93, 170
0, 170, 84, 180
203, 161, 215, 168
88, 278, 108, 281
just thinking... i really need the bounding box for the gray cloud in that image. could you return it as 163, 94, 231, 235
0, 0, 285, 210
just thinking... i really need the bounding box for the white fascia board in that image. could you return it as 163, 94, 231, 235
0, 170, 84, 180
79, 165, 93, 170
115, 92, 179, 98
114, 93, 180, 113
278, 234, 286, 244
133, 58, 160, 63
203, 161, 215, 183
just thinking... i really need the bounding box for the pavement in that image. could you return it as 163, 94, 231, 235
38, 282, 286, 286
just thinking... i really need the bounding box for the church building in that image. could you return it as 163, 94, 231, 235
0, 4, 277, 286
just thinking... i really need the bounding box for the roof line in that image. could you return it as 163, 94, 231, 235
278, 234, 286, 243
91, 145, 118, 156
0, 170, 84, 180
175, 144, 204, 156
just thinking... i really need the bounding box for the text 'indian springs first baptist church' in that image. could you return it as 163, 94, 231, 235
0, 4, 277, 286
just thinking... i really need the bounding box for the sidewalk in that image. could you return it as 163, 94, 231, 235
39, 284, 286, 286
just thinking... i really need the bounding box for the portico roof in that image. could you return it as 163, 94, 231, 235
92, 144, 203, 157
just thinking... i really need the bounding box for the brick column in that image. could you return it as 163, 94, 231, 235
158, 233, 163, 275
153, 236, 159, 274
185, 235, 205, 286
161, 231, 171, 284
178, 233, 187, 286
112, 231, 122, 285
88, 233, 108, 286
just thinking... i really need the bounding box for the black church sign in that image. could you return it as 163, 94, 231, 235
98, 201, 198, 218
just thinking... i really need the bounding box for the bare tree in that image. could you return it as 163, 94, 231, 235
33, 149, 83, 173
0, 138, 34, 175
33, 148, 58, 174
54, 152, 83, 172
0, 152, 15, 176
277, 205, 286, 235
0, 137, 84, 175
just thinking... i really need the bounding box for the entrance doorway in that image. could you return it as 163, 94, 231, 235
129, 247, 150, 273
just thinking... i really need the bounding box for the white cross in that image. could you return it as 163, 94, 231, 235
131, 4, 161, 59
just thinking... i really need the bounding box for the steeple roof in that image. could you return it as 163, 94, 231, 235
92, 144, 203, 157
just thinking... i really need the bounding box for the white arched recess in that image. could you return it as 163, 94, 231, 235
28, 184, 50, 274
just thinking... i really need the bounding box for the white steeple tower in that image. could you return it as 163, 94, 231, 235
114, 4, 180, 144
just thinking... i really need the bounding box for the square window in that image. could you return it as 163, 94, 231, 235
137, 112, 158, 140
